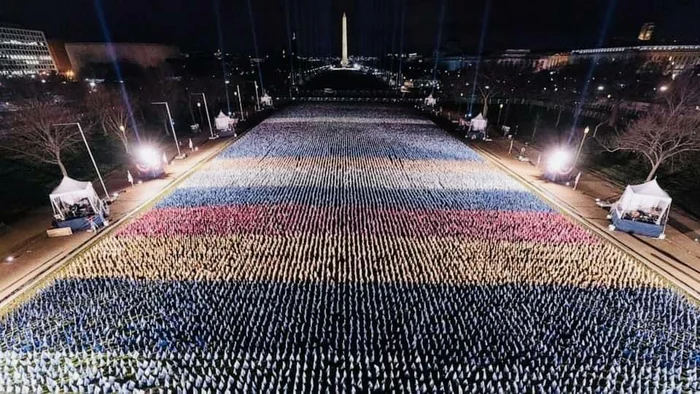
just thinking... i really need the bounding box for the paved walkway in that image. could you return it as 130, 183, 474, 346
0, 130, 243, 303
468, 136, 700, 300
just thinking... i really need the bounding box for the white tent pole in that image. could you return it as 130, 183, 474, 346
55, 122, 110, 200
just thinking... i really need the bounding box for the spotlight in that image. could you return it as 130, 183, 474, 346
136, 146, 162, 169
547, 149, 572, 173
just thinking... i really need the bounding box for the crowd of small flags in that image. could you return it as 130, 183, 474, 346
0, 105, 697, 392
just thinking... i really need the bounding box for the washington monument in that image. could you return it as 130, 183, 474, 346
341, 12, 349, 67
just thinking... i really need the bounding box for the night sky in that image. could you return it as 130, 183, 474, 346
2, 0, 699, 55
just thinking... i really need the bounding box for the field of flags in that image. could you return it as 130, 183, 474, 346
0, 104, 697, 392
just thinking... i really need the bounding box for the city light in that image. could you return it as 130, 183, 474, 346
136, 146, 162, 168
659, 85, 669, 92
597, 85, 605, 91
547, 149, 572, 173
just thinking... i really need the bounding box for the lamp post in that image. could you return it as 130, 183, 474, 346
497, 103, 504, 125
196, 102, 204, 126
236, 85, 245, 121
254, 81, 261, 112
152, 102, 184, 159
191, 93, 217, 139
118, 125, 130, 153
54, 122, 110, 200
224, 80, 232, 115
574, 126, 590, 168
458, 93, 463, 117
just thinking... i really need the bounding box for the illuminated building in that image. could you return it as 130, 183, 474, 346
570, 45, 700, 78
60, 43, 180, 76
0, 26, 57, 76
638, 23, 655, 41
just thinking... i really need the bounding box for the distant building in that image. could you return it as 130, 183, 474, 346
47, 42, 180, 77
638, 23, 656, 42
438, 50, 568, 72
47, 40, 73, 77
570, 45, 700, 77
0, 26, 57, 76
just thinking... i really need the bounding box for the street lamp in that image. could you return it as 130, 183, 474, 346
254, 81, 261, 111
196, 102, 204, 126
497, 103, 504, 125
236, 85, 245, 121
118, 125, 129, 152
574, 126, 590, 167
54, 122, 110, 200
224, 80, 232, 115
191, 93, 217, 139
458, 93, 464, 117
151, 102, 184, 159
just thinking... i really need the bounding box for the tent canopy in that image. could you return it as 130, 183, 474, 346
49, 176, 106, 221
470, 113, 488, 131
629, 179, 671, 199
260, 94, 273, 106
613, 179, 672, 228
50, 177, 92, 196
215, 111, 236, 131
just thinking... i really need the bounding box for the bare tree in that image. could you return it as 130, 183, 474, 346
474, 63, 531, 118
600, 72, 700, 181
0, 99, 82, 177
87, 88, 138, 153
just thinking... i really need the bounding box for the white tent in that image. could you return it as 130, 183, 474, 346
610, 179, 672, 238
215, 111, 237, 131
260, 94, 273, 107
469, 113, 488, 131
49, 177, 107, 222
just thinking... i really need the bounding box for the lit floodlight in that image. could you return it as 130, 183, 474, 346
136, 146, 162, 168
547, 149, 572, 173
659, 85, 669, 92
5, 256, 15, 263
597, 85, 604, 91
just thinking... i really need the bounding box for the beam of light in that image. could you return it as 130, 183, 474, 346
92, 0, 140, 142
284, 0, 295, 98
292, 0, 302, 81
430, 0, 447, 95
570, 0, 618, 142
397, 0, 407, 89
389, 0, 399, 82
468, 0, 492, 117
246, 0, 265, 94
214, 0, 231, 114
